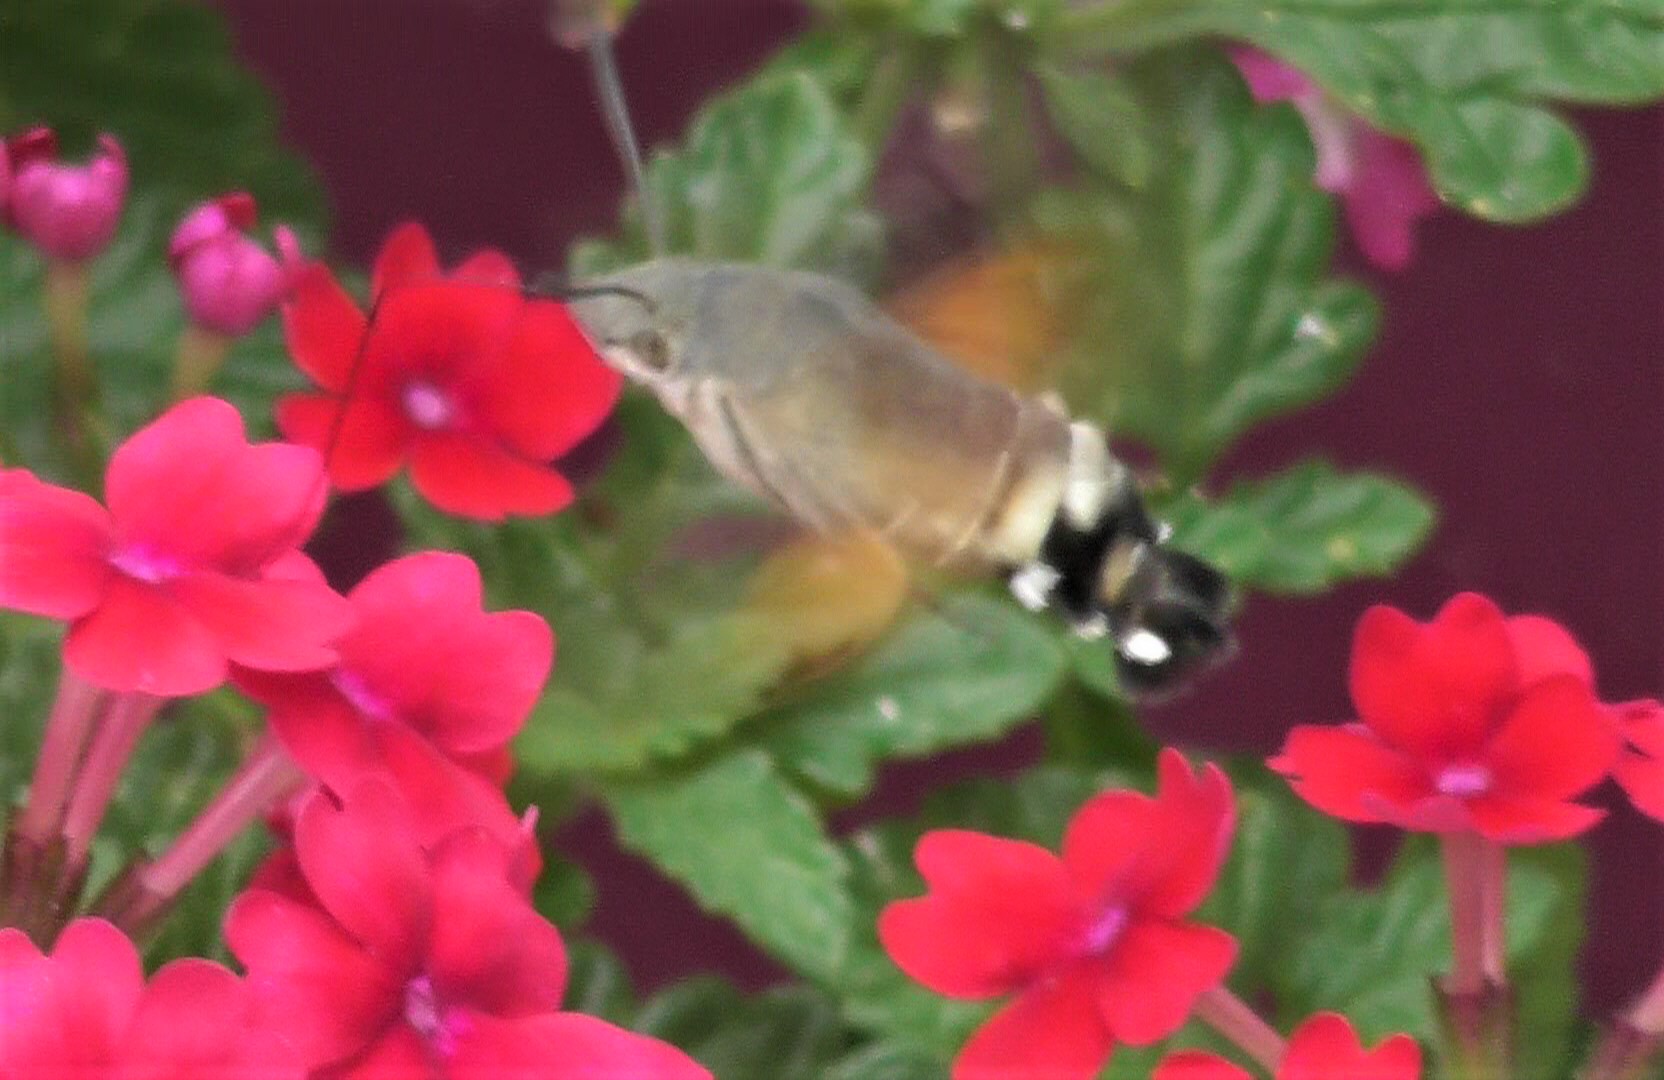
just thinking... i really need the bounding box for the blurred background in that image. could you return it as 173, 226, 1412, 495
214, 0, 1663, 1014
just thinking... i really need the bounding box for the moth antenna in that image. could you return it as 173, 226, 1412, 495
550, 2, 665, 257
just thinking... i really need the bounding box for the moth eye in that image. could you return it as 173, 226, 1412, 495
627, 328, 673, 373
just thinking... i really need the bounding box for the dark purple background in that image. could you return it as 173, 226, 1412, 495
219, 0, 1664, 1013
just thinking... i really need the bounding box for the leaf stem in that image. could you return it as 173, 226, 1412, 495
1194, 984, 1285, 1072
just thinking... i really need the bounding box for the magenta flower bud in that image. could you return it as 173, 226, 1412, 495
168, 192, 304, 336
5, 128, 129, 262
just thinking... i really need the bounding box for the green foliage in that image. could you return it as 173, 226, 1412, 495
569, 71, 884, 283
1034, 62, 1156, 190
1054, 0, 1664, 222
1034, 50, 1380, 484
1283, 842, 1568, 1041
1166, 459, 1437, 595
604, 750, 854, 981
761, 594, 1066, 797
636, 977, 852, 1080
0, 0, 324, 224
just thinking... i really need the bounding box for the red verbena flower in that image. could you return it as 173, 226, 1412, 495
1230, 48, 1439, 271
233, 551, 550, 852
1154, 1012, 1421, 1080
275, 221, 622, 520
225, 779, 710, 1079
170, 191, 304, 336
0, 397, 351, 695
1272, 592, 1621, 844
1612, 698, 1664, 822
3, 127, 128, 262
0, 918, 300, 1079
878, 749, 1237, 1080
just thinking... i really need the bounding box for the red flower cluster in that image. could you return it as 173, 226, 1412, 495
1155, 1012, 1421, 1080
235, 551, 551, 854
227, 779, 708, 1079
276, 222, 622, 520
1272, 593, 1621, 843
0, 397, 351, 696
879, 750, 1237, 1080
0, 918, 299, 1078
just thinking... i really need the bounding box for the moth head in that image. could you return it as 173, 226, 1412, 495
567, 258, 701, 383
1098, 543, 1235, 697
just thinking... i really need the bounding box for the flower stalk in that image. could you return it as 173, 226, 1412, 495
1437, 830, 1513, 1078
1194, 985, 1286, 1072
94, 732, 307, 937
170, 323, 234, 400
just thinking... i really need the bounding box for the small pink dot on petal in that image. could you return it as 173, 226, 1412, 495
402, 381, 455, 431
1436, 763, 1493, 798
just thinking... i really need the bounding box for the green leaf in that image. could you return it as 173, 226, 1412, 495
0, 0, 324, 224
1283, 846, 1563, 1039
1164, 459, 1437, 595
1035, 50, 1379, 482
0, 195, 312, 485
761, 593, 1066, 797
569, 71, 883, 283
1055, 0, 1664, 221
1510, 845, 1587, 1074
561, 939, 638, 1025
1035, 62, 1156, 189
604, 750, 854, 980
1196, 782, 1351, 1008
636, 977, 851, 1080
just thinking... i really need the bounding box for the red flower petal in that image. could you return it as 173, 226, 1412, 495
294, 781, 431, 967
952, 967, 1113, 1080
1270, 725, 1430, 824
1464, 794, 1604, 844
50, 919, 144, 1060
1125, 751, 1234, 918
1485, 675, 1619, 801
225, 890, 402, 1068
372, 222, 441, 299
1615, 749, 1664, 822
450, 1012, 712, 1080
283, 264, 368, 393
879, 830, 1080, 998
106, 398, 326, 572
1281, 1012, 1422, 1080
424, 828, 567, 1016
0, 478, 112, 618
265, 687, 380, 782
451, 248, 521, 289
274, 392, 409, 491
371, 281, 521, 383
1154, 1051, 1252, 1080
169, 569, 350, 674
408, 432, 574, 520
117, 958, 280, 1079
1093, 921, 1236, 1045
64, 575, 226, 694
1349, 595, 1519, 762
336, 1025, 430, 1080
1061, 791, 1154, 903
1506, 615, 1593, 689
476, 300, 622, 460
373, 724, 533, 859
1619, 699, 1664, 758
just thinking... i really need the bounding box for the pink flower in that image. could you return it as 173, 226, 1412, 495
275, 222, 623, 520
0, 396, 352, 695
878, 749, 1237, 1080
225, 779, 710, 1079
1154, 1012, 1421, 1080
1272, 593, 1621, 844
4, 127, 128, 262
1612, 698, 1664, 822
0, 918, 301, 1079
1230, 48, 1440, 271
234, 551, 552, 858
169, 192, 305, 336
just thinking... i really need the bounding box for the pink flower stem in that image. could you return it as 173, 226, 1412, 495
15, 667, 109, 843
170, 324, 232, 400
94, 732, 307, 938
0, 669, 108, 935
1438, 830, 1513, 1078
1194, 985, 1286, 1072
59, 691, 163, 865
